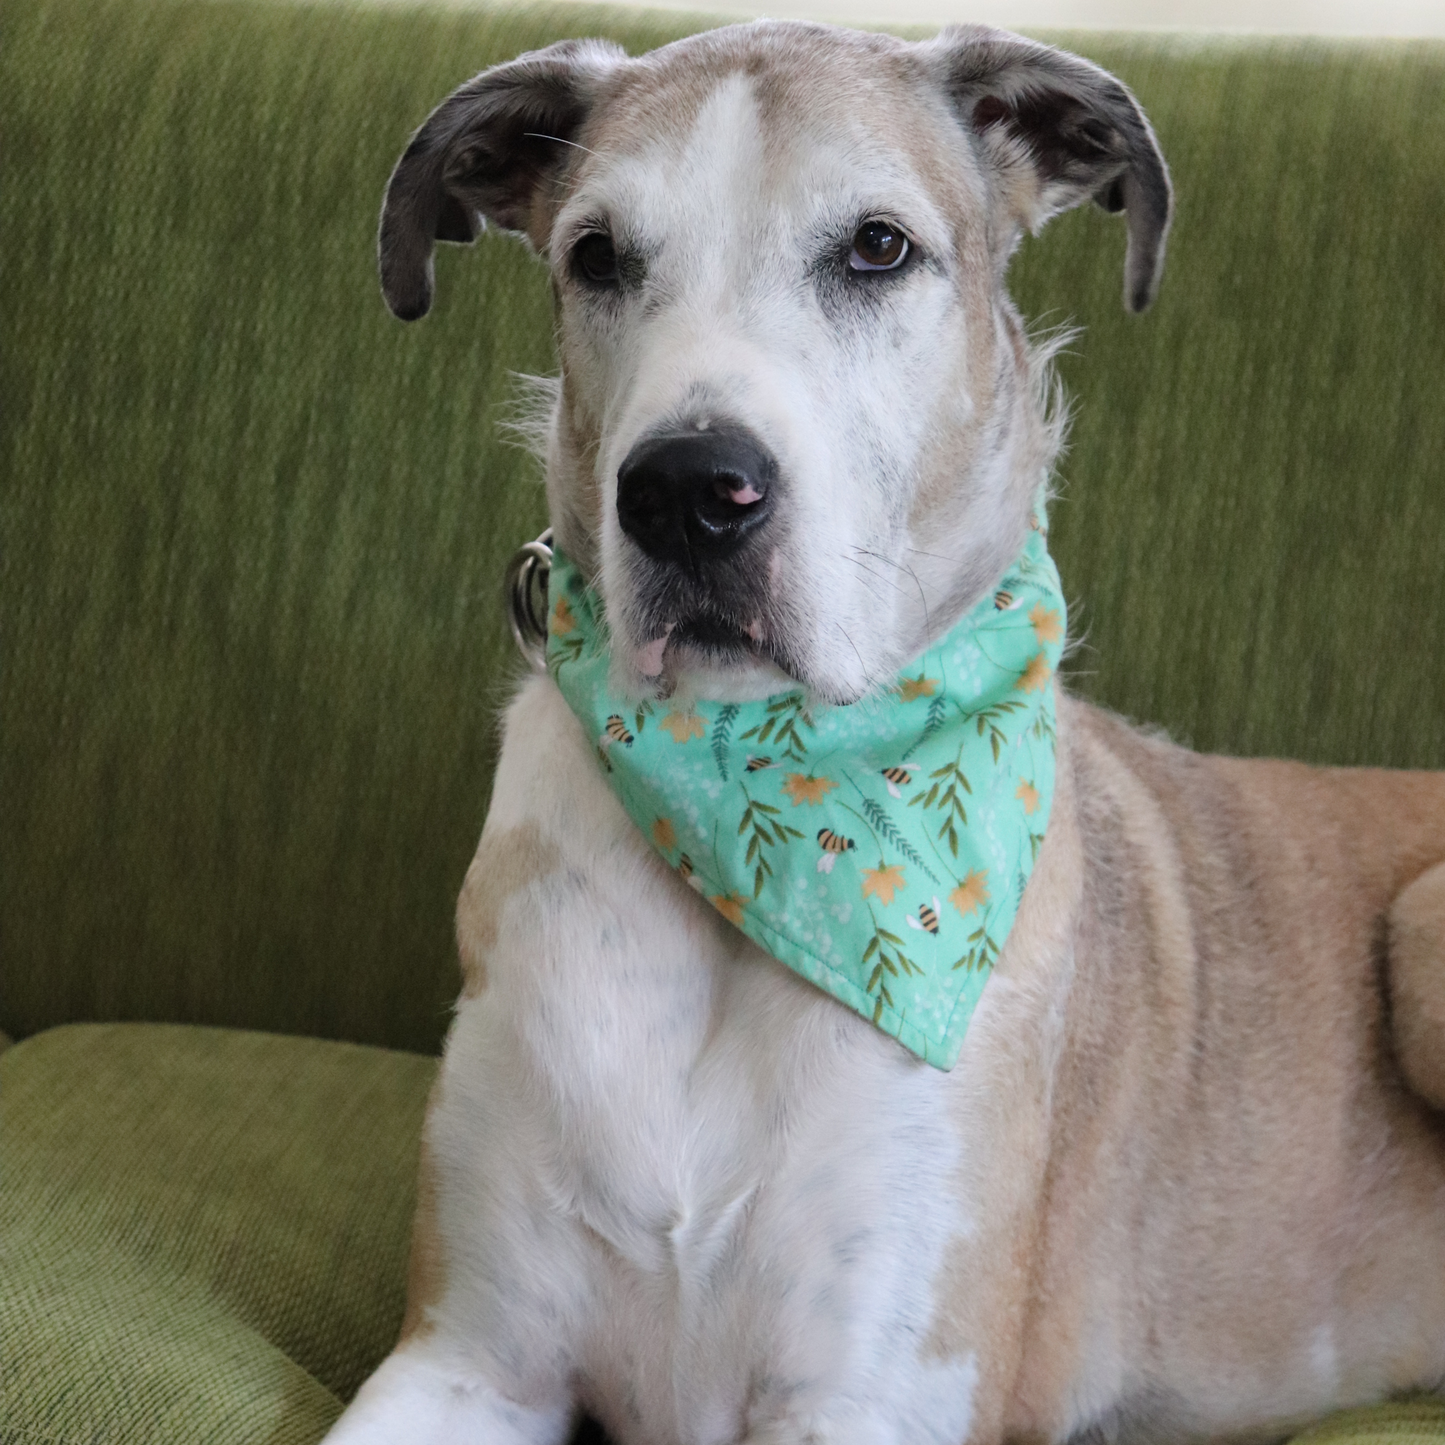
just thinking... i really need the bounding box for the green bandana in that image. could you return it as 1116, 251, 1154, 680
546, 511, 1065, 1070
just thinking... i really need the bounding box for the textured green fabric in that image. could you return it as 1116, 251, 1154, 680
0, 0, 712, 1052
0, 1023, 435, 1445
3, 4, 1444, 1062
1294, 1403, 1445, 1445
546, 511, 1064, 1068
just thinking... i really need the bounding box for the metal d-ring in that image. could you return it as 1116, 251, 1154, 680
504, 527, 554, 672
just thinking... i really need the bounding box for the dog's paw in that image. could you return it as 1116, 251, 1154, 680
323, 1348, 572, 1445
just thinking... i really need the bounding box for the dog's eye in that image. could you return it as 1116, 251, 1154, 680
848, 220, 909, 272
573, 232, 620, 286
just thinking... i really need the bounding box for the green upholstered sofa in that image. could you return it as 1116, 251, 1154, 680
3, 0, 1444, 1439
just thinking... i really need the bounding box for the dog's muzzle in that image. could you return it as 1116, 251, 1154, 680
616, 426, 776, 574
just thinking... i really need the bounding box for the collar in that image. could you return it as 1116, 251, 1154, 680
540, 507, 1065, 1069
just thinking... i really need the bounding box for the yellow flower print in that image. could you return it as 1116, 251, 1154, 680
652, 817, 676, 850
781, 773, 838, 806
659, 709, 706, 743
1016, 780, 1041, 816
710, 893, 746, 927
949, 869, 990, 917
550, 596, 576, 635
1028, 602, 1063, 645
897, 674, 939, 703
1015, 652, 1053, 694
861, 864, 906, 906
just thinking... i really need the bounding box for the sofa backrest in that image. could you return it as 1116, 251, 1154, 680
3, 0, 1442, 1053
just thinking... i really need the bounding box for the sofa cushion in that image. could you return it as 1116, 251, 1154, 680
0, 1024, 435, 1445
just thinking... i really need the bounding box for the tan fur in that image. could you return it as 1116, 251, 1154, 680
455, 820, 562, 997
403, 819, 567, 1343
886, 696, 1445, 1441
398, 1126, 444, 1343
991, 702, 1445, 1440
924, 745, 1084, 1442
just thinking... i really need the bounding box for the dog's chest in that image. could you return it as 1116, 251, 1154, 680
461, 678, 989, 1445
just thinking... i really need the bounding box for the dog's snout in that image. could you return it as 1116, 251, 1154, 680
616, 428, 776, 568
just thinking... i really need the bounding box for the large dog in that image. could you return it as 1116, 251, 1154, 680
327, 21, 1445, 1445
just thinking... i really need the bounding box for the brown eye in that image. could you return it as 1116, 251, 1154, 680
574, 232, 619, 286
848, 220, 909, 272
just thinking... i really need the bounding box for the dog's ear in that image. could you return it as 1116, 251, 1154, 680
927, 27, 1172, 312
378, 38, 625, 321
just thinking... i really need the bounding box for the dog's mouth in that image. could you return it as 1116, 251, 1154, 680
631, 609, 769, 678
625, 592, 873, 706
673, 612, 762, 656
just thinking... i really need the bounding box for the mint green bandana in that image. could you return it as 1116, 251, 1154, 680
546, 512, 1065, 1069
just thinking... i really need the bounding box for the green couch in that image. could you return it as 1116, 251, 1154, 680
3, 0, 1443, 1439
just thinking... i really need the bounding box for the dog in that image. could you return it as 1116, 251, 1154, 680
326, 20, 1445, 1445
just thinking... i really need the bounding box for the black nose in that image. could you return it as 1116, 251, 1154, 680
616, 427, 776, 569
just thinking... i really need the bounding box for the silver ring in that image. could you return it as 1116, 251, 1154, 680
504, 528, 554, 672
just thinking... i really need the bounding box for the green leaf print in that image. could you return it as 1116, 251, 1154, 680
971, 698, 1027, 764
737, 787, 804, 898
711, 703, 740, 780
547, 633, 585, 676
739, 693, 812, 762
863, 911, 923, 1019
953, 919, 1001, 974
912, 745, 972, 858
901, 695, 948, 762
859, 797, 939, 884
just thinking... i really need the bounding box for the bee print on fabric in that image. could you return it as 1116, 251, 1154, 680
602, 715, 635, 751
816, 828, 856, 873
880, 764, 916, 799
993, 589, 1015, 611
745, 755, 775, 772
908, 898, 942, 935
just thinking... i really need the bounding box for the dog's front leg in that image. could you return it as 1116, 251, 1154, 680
320, 1037, 591, 1444
325, 672, 706, 1444
321, 991, 597, 1444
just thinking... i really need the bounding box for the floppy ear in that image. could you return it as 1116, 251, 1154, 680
378, 38, 625, 321
927, 27, 1173, 312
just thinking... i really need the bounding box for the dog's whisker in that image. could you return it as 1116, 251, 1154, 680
901, 560, 932, 644
523, 131, 601, 158
849, 548, 933, 638
845, 554, 907, 598
832, 619, 883, 697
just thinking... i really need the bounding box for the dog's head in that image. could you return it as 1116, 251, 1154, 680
379, 22, 1169, 703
